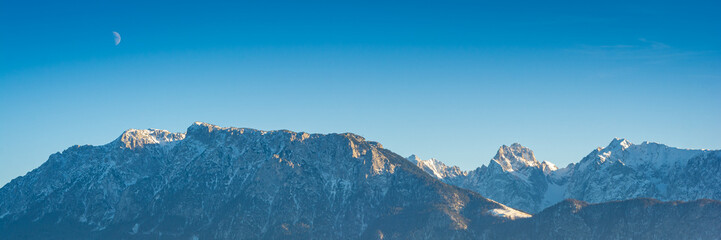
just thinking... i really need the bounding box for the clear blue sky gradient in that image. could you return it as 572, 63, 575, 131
2, 0, 720, 186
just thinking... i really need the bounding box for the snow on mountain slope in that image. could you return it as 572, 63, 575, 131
566, 138, 721, 203
577, 138, 705, 169
487, 207, 531, 220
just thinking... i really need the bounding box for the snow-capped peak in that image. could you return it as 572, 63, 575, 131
606, 138, 632, 150
491, 143, 540, 172
115, 128, 185, 149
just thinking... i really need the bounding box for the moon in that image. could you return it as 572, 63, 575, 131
112, 31, 121, 46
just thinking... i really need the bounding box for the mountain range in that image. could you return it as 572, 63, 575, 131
409, 138, 721, 214
1, 122, 719, 239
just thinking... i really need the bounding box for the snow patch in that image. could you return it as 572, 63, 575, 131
488, 207, 531, 220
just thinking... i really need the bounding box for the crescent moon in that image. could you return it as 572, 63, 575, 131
113, 31, 121, 46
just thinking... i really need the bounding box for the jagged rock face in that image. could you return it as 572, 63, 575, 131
0, 122, 513, 240
411, 144, 555, 213
460, 144, 550, 214
411, 139, 721, 214
491, 143, 539, 171
489, 198, 721, 239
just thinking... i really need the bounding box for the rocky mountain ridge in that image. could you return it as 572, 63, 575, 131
0, 122, 522, 239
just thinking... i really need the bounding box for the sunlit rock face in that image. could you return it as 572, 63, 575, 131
411, 139, 721, 214
0, 122, 512, 239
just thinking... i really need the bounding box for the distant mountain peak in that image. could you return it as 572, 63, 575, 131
491, 143, 540, 172
187, 121, 232, 136
407, 154, 421, 164
192, 121, 213, 127
606, 137, 632, 150
115, 128, 185, 149
407, 155, 466, 179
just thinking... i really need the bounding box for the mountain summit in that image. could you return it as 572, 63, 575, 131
115, 129, 186, 149
491, 143, 540, 172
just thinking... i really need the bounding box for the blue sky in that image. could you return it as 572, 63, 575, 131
1, 0, 720, 186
